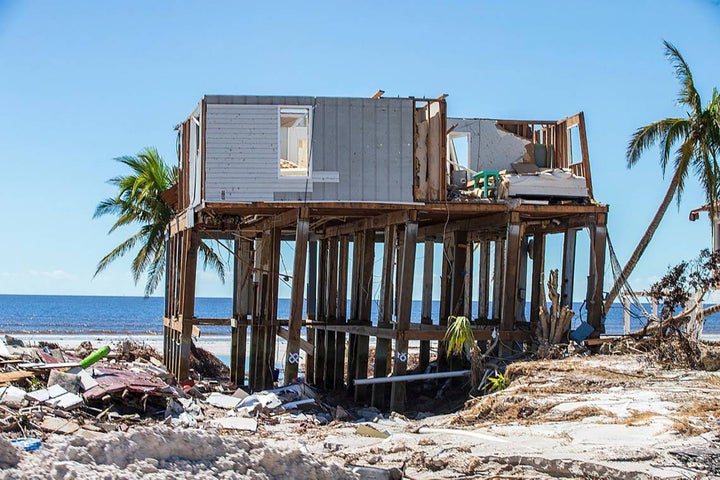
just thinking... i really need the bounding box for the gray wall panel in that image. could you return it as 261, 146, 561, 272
199, 96, 415, 203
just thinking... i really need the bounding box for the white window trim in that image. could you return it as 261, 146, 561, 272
277, 105, 313, 180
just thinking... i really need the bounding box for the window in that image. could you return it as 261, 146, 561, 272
279, 107, 311, 177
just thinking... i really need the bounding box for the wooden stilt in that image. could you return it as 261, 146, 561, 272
501, 218, 525, 332
314, 239, 328, 385
354, 229, 375, 402
464, 240, 474, 319
516, 236, 529, 322
372, 225, 396, 408
561, 228, 578, 308
492, 239, 505, 321
335, 236, 350, 390
587, 215, 607, 333
231, 237, 252, 386
347, 233, 362, 392
529, 234, 546, 327
390, 222, 418, 412
324, 237, 339, 389
285, 213, 309, 383
305, 240, 317, 382
178, 231, 199, 381
419, 239, 434, 370
477, 240, 491, 322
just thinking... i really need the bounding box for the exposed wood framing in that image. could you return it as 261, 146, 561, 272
284, 213, 309, 382
372, 225, 396, 408
390, 222, 418, 412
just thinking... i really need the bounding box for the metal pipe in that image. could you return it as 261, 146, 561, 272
353, 370, 470, 386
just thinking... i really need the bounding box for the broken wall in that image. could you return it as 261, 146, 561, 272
449, 118, 530, 173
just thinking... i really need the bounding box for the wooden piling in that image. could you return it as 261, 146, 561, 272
285, 213, 309, 382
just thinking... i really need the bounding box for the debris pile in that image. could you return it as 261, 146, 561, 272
0, 335, 335, 441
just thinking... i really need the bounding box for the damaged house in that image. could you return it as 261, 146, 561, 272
162, 94, 608, 411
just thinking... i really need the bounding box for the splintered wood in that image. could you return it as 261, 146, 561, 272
538, 269, 574, 345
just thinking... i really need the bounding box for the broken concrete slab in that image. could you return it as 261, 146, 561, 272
0, 385, 26, 407
47, 392, 83, 410
41, 416, 80, 434
207, 416, 258, 432
206, 392, 242, 409
350, 465, 403, 480
48, 370, 81, 394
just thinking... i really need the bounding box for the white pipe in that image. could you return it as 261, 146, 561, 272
353, 370, 470, 386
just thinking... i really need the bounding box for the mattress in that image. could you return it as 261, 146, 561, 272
505, 169, 588, 199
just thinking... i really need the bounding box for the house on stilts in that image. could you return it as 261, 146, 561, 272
162, 93, 608, 411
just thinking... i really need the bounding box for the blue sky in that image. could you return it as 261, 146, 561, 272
0, 1, 719, 300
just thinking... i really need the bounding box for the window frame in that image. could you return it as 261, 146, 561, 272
277, 105, 313, 180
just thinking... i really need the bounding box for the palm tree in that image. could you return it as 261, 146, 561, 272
604, 41, 720, 314
94, 147, 225, 296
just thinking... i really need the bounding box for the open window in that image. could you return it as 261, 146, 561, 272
280, 107, 311, 177
448, 132, 470, 170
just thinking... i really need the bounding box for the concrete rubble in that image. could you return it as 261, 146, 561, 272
2, 335, 720, 478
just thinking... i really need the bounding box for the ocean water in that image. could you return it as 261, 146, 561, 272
1, 294, 719, 337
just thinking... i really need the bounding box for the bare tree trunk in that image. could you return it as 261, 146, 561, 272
603, 170, 681, 315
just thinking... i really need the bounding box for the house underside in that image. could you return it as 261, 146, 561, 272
162, 94, 608, 411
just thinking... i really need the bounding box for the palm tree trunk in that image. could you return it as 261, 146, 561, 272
603, 170, 681, 314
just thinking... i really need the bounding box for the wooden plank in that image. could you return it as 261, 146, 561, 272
285, 215, 309, 382
244, 208, 300, 233
179, 231, 199, 381
277, 327, 314, 355
501, 222, 524, 331
0, 370, 34, 384
578, 112, 594, 198
334, 236, 350, 390
354, 229, 375, 402
231, 238, 252, 386
529, 234, 546, 326
419, 239, 434, 370
324, 237, 339, 390
414, 107, 429, 201
314, 239, 328, 385
347, 232, 363, 391
587, 218, 607, 333
477, 240, 491, 321
418, 213, 507, 238
516, 236, 529, 322
305, 240, 317, 382
464, 241, 474, 318
492, 239, 505, 320
427, 102, 442, 201
561, 229, 578, 308
372, 225, 396, 408
390, 222, 418, 412
323, 210, 412, 237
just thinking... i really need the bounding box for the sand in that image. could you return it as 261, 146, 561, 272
0, 428, 357, 480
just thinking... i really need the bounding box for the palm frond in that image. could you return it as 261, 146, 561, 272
199, 241, 226, 283
626, 119, 674, 170
664, 40, 702, 114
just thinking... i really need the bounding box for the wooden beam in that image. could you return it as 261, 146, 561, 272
245, 208, 301, 234
277, 327, 314, 355
492, 239, 505, 321
371, 90, 385, 99
529, 234, 546, 326
285, 215, 309, 382
390, 222, 418, 412
323, 210, 413, 237
178, 231, 199, 380
354, 229, 375, 402
334, 236, 350, 390
324, 236, 339, 390
477, 240, 491, 321
516, 236, 529, 322
464, 241, 474, 318
419, 239, 434, 370
419, 213, 507, 238
372, 225, 396, 408
561, 229, 579, 308
305, 240, 317, 382
231, 237, 252, 386
501, 222, 525, 331
314, 238, 328, 385
587, 219, 607, 333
